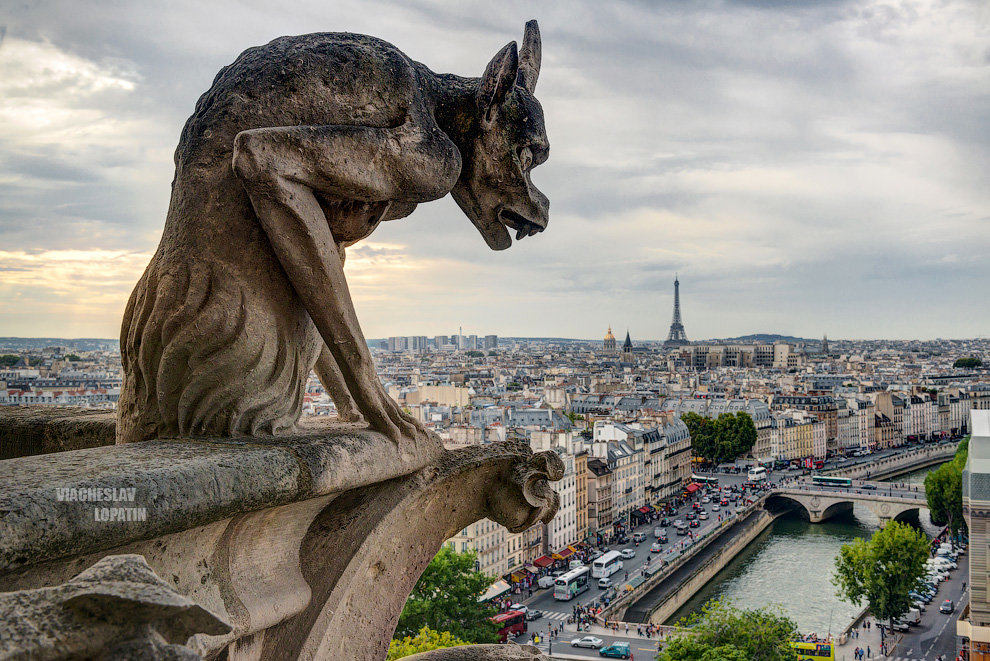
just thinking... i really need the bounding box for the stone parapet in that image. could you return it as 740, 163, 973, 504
0, 410, 562, 660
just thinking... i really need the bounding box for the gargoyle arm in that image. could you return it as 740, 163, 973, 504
232, 121, 461, 443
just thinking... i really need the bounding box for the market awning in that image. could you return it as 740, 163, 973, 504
509, 570, 528, 582
638, 506, 652, 514
685, 483, 700, 493
533, 555, 554, 568
567, 545, 579, 553
478, 579, 511, 602
552, 547, 575, 560
523, 566, 539, 574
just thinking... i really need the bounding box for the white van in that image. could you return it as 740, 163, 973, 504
569, 559, 584, 570
538, 576, 555, 589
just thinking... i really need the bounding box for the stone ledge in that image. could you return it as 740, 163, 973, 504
0, 420, 464, 573
0, 406, 116, 460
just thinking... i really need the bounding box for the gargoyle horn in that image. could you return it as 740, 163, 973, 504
517, 20, 541, 93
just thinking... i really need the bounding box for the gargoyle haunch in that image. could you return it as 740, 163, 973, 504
118, 22, 549, 447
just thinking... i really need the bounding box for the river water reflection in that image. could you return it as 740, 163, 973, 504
665, 462, 947, 635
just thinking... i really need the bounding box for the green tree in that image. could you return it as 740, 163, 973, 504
683, 412, 757, 464
659, 637, 749, 661
832, 521, 929, 628
64, 354, 82, 362
662, 600, 799, 661
924, 435, 970, 535
387, 627, 468, 660
682, 412, 717, 463
464, 350, 484, 358
395, 547, 498, 643
0, 355, 21, 367
953, 357, 983, 368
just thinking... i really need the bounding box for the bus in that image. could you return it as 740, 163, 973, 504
691, 475, 719, 489
811, 476, 852, 488
554, 566, 591, 601
789, 641, 834, 660
491, 610, 527, 641
591, 550, 624, 578
747, 466, 768, 482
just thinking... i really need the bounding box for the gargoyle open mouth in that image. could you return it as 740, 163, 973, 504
499, 208, 545, 240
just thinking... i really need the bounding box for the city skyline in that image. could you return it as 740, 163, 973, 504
1, 0, 987, 340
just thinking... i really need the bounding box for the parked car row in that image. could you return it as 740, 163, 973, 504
901, 541, 966, 630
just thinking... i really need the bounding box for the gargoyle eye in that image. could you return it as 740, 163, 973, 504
518, 146, 533, 171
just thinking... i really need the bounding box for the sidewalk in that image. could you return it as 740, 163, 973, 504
834, 615, 899, 661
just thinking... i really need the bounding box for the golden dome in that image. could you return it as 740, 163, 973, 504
604, 326, 615, 341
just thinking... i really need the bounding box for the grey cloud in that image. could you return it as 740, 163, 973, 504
0, 0, 987, 338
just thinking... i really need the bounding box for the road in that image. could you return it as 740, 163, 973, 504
782, 476, 928, 501
513, 472, 755, 638
885, 548, 968, 661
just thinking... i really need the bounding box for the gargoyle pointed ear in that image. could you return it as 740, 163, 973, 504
479, 40, 518, 122
517, 20, 541, 93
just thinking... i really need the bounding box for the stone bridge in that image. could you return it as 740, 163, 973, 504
767, 485, 926, 526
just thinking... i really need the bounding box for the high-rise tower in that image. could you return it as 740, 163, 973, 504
663, 275, 690, 349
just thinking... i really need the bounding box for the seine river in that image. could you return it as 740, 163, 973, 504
666, 463, 945, 635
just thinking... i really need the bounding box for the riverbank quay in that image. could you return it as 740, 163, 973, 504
826, 442, 959, 481
833, 613, 900, 660
606, 495, 774, 624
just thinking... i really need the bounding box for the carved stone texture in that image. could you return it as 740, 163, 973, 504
117, 20, 550, 468
0, 406, 115, 460
0, 428, 562, 660
0, 554, 229, 660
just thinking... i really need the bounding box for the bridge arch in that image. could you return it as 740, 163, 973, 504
764, 494, 810, 520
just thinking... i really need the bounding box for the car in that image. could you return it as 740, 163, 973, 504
620, 548, 636, 559
721, 499, 729, 506
654, 527, 665, 538
509, 604, 528, 616
692, 502, 701, 510
940, 600, 955, 614
571, 636, 604, 649
689, 519, 700, 528
660, 518, 670, 526
633, 532, 647, 543
686, 513, 696, 521
677, 526, 688, 535
526, 609, 543, 621
712, 504, 721, 511
699, 511, 709, 520
599, 642, 631, 659
891, 620, 910, 632
651, 542, 663, 553
673, 520, 686, 528
598, 577, 613, 589
701, 496, 711, 503
862, 484, 878, 490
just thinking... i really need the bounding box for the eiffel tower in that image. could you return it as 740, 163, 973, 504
663, 275, 690, 349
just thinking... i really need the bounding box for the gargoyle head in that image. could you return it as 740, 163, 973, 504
487, 449, 564, 533
452, 20, 550, 251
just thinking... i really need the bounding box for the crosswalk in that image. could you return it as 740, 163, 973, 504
541, 610, 569, 621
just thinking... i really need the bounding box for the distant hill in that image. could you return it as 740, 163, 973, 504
711, 334, 816, 344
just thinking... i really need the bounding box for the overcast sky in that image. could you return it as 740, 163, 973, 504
1, 0, 987, 341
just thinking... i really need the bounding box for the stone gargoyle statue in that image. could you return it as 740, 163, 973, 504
117, 22, 549, 452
